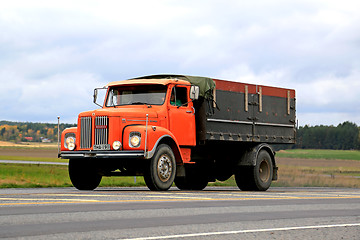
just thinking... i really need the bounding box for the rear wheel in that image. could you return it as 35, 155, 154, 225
235, 150, 273, 191
144, 144, 176, 191
68, 159, 102, 190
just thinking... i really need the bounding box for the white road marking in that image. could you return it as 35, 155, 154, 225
120, 223, 360, 240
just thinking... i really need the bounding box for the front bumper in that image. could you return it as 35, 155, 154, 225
59, 150, 145, 159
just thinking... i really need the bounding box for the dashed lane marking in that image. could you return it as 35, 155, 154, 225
1, 194, 360, 206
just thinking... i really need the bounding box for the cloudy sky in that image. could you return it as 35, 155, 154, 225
1, 0, 359, 126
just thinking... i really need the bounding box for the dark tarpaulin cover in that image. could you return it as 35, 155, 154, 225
132, 74, 216, 100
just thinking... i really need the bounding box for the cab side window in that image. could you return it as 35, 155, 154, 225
170, 87, 188, 107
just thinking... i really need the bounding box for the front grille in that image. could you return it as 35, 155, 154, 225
80, 116, 109, 149
80, 117, 92, 149
95, 116, 108, 145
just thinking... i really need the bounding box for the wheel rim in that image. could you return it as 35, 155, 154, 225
157, 154, 172, 182
259, 159, 270, 182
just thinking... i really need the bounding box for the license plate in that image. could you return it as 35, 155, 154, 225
93, 144, 110, 150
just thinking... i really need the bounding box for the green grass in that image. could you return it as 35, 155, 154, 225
0, 155, 67, 163
276, 149, 360, 160
0, 162, 232, 188
0, 163, 148, 188
0, 163, 71, 188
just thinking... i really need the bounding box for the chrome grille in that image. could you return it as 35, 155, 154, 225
95, 116, 108, 145
80, 117, 92, 149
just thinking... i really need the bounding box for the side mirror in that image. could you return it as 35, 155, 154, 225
190, 85, 200, 100
93, 89, 98, 104
93, 87, 107, 107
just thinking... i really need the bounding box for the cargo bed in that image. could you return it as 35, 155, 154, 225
197, 79, 296, 144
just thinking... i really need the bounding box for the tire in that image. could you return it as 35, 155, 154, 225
144, 144, 176, 191
175, 176, 208, 190
235, 150, 273, 191
175, 166, 208, 190
174, 177, 189, 190
189, 176, 208, 190
215, 170, 233, 182
215, 162, 233, 182
68, 159, 102, 190
235, 166, 255, 191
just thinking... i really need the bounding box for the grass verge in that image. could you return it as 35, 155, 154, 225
1, 163, 359, 189
0, 163, 71, 188
0, 163, 147, 188
0, 162, 359, 189
0, 156, 67, 163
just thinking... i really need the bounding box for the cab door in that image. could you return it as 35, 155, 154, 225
168, 85, 196, 146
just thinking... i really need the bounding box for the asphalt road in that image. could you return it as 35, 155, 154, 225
0, 187, 359, 239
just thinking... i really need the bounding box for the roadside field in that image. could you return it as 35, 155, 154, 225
0, 144, 359, 188
0, 141, 58, 149
276, 149, 360, 160
0, 145, 66, 163
275, 160, 360, 188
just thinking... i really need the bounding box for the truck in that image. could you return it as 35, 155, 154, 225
59, 74, 296, 191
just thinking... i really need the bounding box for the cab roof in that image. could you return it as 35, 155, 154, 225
106, 78, 190, 87
106, 74, 216, 100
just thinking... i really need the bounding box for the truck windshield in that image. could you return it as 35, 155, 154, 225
106, 85, 167, 107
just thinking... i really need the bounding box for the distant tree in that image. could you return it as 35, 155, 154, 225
47, 128, 54, 137
0, 121, 76, 142
295, 121, 359, 150
337, 121, 358, 150
0, 127, 5, 136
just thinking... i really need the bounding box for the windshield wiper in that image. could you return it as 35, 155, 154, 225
131, 102, 152, 108
131, 102, 147, 105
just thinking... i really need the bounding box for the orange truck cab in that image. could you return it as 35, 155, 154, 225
60, 74, 296, 191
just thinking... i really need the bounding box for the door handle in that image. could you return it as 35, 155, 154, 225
186, 107, 195, 115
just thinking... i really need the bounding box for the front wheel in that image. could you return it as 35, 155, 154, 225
144, 144, 176, 191
235, 150, 273, 191
68, 159, 102, 190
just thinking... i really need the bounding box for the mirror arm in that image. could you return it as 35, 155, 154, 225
177, 99, 195, 108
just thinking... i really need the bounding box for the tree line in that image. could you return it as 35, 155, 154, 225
0, 121, 76, 143
0, 120, 359, 149
295, 121, 360, 150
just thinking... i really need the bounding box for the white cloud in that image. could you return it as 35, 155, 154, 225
296, 71, 360, 109
0, 0, 359, 126
298, 112, 360, 127
0, 71, 102, 123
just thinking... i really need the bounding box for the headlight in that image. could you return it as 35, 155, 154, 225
65, 136, 76, 151
113, 141, 122, 150
129, 132, 141, 148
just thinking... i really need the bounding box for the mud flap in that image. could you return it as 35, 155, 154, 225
176, 164, 186, 177
273, 166, 278, 180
